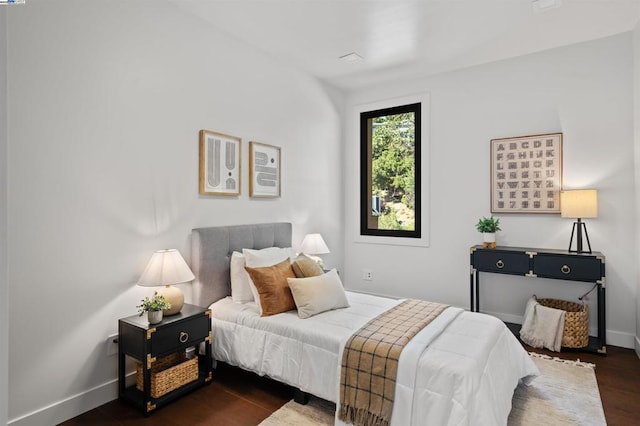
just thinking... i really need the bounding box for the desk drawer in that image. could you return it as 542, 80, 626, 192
473, 250, 530, 275
151, 314, 210, 357
533, 254, 603, 282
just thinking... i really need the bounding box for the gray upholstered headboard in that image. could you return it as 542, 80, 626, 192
191, 222, 292, 308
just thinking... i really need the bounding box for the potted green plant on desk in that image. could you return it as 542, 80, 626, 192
476, 216, 501, 248
137, 292, 172, 324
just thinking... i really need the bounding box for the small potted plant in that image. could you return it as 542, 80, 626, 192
476, 216, 501, 248
137, 292, 172, 324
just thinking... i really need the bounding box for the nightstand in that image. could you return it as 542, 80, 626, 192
118, 303, 213, 414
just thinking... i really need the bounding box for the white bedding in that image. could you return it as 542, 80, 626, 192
209, 291, 538, 425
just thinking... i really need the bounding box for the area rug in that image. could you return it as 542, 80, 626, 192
259, 353, 606, 425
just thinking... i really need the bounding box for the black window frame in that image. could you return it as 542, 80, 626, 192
360, 102, 421, 238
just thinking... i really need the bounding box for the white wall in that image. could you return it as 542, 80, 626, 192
6, 0, 342, 424
343, 33, 637, 349
634, 22, 640, 357
1, 7, 9, 426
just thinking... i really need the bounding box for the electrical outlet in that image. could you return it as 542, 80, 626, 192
106, 333, 118, 356
362, 269, 373, 281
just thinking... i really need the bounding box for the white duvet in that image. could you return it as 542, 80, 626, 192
209, 291, 538, 426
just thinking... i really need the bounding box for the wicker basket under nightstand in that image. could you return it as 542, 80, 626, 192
136, 351, 199, 398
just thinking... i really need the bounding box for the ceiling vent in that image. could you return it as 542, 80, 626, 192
339, 52, 363, 63
532, 0, 562, 13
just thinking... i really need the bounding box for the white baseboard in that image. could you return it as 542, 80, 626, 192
8, 380, 117, 426
486, 310, 636, 349
635, 336, 640, 359
486, 311, 523, 325
343, 287, 402, 300
606, 330, 637, 349
7, 373, 135, 426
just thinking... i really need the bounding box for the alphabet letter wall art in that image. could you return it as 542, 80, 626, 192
490, 133, 562, 214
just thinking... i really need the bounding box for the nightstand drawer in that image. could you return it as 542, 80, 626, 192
151, 314, 209, 357
473, 250, 530, 275
533, 254, 603, 282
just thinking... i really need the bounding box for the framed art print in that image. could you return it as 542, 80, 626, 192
249, 141, 281, 197
490, 133, 562, 214
199, 130, 241, 196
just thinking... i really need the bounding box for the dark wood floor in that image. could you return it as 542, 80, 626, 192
60, 362, 292, 426
60, 345, 640, 426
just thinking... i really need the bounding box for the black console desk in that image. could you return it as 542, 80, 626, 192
469, 245, 606, 354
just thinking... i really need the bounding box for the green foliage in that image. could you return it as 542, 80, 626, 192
378, 207, 403, 230
376, 203, 416, 231
137, 292, 171, 316
371, 111, 416, 231
475, 216, 501, 233
371, 112, 415, 204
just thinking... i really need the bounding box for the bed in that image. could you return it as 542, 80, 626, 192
191, 223, 538, 425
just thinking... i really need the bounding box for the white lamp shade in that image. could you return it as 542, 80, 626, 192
137, 249, 195, 287
300, 233, 330, 255
561, 189, 598, 219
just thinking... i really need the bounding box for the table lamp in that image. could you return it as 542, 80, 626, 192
137, 249, 195, 315
561, 189, 598, 254
299, 233, 330, 266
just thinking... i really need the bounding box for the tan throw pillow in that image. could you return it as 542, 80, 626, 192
243, 247, 296, 313
287, 269, 349, 319
245, 258, 297, 316
291, 254, 324, 278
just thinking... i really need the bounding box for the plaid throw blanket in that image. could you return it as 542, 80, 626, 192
339, 299, 449, 426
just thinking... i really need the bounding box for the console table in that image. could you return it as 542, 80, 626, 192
469, 245, 606, 355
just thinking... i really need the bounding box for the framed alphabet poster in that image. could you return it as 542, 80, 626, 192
490, 133, 562, 214
199, 130, 241, 196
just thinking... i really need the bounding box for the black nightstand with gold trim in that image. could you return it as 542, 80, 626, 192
118, 303, 213, 414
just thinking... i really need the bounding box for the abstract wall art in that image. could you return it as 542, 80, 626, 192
249, 141, 281, 198
199, 130, 241, 196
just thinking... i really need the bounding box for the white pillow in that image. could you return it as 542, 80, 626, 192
230, 252, 254, 303
286, 269, 350, 319
243, 247, 296, 312
243, 247, 295, 264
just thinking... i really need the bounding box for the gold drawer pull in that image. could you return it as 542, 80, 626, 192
561, 265, 571, 274
496, 260, 504, 269
179, 331, 189, 343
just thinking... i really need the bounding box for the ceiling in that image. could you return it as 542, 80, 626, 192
170, 0, 640, 91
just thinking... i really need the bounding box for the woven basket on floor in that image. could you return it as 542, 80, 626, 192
537, 298, 589, 348
136, 351, 198, 398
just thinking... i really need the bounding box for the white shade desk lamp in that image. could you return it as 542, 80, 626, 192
137, 249, 195, 316
299, 233, 330, 266
560, 189, 598, 254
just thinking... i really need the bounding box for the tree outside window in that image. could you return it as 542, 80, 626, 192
360, 103, 421, 238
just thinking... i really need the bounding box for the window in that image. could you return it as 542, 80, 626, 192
360, 102, 421, 238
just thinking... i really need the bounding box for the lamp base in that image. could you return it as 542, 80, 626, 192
568, 219, 592, 254
156, 285, 184, 316
305, 254, 324, 267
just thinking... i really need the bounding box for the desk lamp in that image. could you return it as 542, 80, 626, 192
299, 233, 330, 266
561, 189, 598, 254
137, 249, 195, 315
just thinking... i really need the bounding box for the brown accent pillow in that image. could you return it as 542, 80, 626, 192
245, 258, 297, 316
291, 254, 324, 278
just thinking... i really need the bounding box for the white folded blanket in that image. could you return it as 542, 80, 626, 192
520, 296, 566, 352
